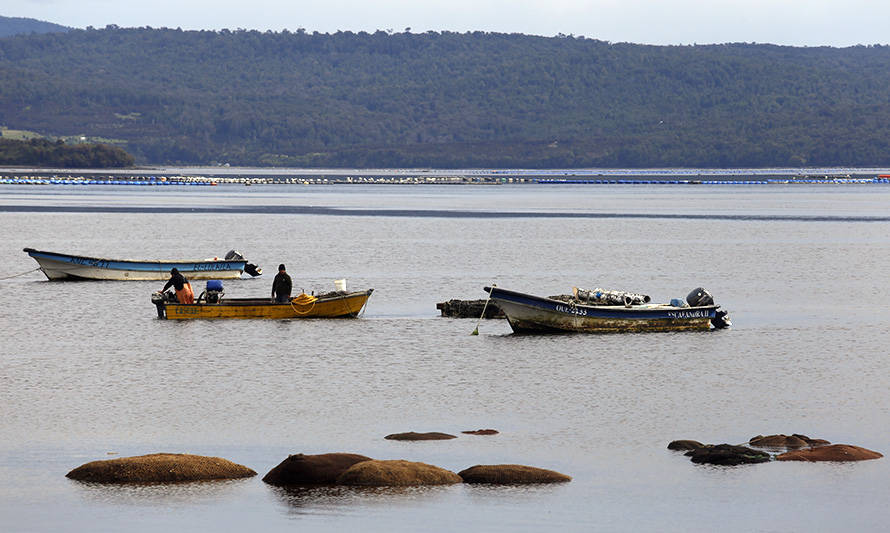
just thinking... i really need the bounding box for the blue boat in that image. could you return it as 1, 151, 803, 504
483, 286, 730, 333
23, 248, 261, 281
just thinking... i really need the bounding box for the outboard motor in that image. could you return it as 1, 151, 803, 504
712, 309, 731, 329
244, 263, 262, 277
686, 287, 714, 307
203, 280, 224, 303
151, 291, 167, 319
224, 250, 244, 261
225, 249, 262, 277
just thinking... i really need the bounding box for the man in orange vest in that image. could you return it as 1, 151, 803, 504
162, 267, 194, 304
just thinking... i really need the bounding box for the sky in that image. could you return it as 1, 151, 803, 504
4, 0, 888, 47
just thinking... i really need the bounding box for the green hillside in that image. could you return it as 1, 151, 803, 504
0, 137, 133, 167
0, 15, 70, 38
1, 26, 889, 167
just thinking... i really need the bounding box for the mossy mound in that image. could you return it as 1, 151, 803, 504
776, 444, 883, 462
262, 453, 373, 486
667, 440, 706, 451
384, 432, 457, 441
685, 444, 771, 466
66, 453, 256, 483
336, 460, 462, 486
458, 464, 571, 484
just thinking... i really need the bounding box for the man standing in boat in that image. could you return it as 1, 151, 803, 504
272, 264, 292, 303
162, 268, 194, 304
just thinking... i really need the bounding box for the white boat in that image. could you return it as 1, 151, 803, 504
23, 248, 261, 281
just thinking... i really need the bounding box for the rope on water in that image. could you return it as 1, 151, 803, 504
0, 267, 41, 281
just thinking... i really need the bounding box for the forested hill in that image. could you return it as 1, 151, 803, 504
2, 27, 890, 168
0, 16, 70, 38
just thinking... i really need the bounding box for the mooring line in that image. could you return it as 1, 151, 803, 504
0, 267, 41, 280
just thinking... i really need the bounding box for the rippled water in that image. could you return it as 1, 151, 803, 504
2, 183, 890, 532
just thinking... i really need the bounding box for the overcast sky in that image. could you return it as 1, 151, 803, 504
5, 0, 887, 47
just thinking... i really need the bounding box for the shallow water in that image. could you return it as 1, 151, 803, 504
2, 183, 890, 532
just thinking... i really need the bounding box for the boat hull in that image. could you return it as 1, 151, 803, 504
158, 290, 373, 320
24, 248, 246, 281
485, 286, 718, 333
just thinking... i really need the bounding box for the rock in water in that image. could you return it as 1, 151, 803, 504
462, 429, 499, 435
384, 431, 457, 441
66, 453, 256, 483
667, 440, 706, 451
749, 434, 810, 449
458, 464, 571, 484
262, 453, 373, 485
776, 444, 883, 462
337, 460, 462, 486
685, 444, 770, 465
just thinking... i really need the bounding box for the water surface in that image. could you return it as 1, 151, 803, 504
2, 184, 889, 531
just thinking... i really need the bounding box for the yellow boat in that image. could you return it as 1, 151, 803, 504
152, 289, 373, 320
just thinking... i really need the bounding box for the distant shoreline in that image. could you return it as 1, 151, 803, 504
1, 166, 889, 185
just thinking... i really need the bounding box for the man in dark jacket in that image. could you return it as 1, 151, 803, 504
162, 267, 194, 304
271, 264, 292, 302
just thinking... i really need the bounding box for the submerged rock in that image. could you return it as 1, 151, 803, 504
384, 431, 457, 441
336, 460, 462, 486
776, 444, 883, 462
667, 440, 706, 451
462, 429, 499, 436
66, 453, 256, 483
458, 464, 571, 484
262, 453, 373, 485
685, 444, 771, 466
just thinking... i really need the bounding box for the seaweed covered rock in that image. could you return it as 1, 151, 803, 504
685, 444, 771, 466
262, 453, 373, 485
667, 440, 706, 451
66, 453, 256, 483
776, 444, 883, 462
458, 464, 571, 484
462, 429, 499, 436
384, 431, 457, 441
336, 460, 462, 486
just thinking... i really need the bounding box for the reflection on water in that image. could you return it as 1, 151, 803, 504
270, 484, 456, 516
71, 477, 251, 507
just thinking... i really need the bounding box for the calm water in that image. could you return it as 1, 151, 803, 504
2, 183, 890, 532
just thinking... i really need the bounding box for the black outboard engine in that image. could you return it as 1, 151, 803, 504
151, 291, 170, 319
244, 263, 262, 277
203, 280, 224, 303
686, 287, 714, 307
712, 309, 731, 329
224, 249, 244, 261
225, 249, 262, 277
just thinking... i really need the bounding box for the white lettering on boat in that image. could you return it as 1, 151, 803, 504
191, 262, 232, 271
667, 310, 709, 319
555, 304, 588, 316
